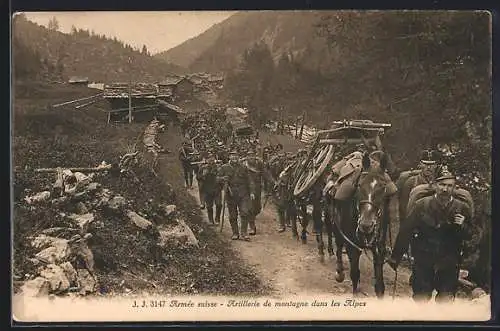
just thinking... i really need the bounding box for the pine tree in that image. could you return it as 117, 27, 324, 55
47, 16, 59, 31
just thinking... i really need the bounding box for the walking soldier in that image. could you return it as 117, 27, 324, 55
178, 140, 195, 189
387, 166, 475, 303
217, 151, 256, 241
198, 152, 222, 225
244, 148, 274, 235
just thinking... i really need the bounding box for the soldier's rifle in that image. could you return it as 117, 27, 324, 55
191, 160, 223, 165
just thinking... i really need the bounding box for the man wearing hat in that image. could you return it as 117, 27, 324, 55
217, 150, 256, 241
198, 152, 222, 225
399, 149, 442, 223
388, 166, 474, 303
178, 140, 196, 189
244, 148, 275, 235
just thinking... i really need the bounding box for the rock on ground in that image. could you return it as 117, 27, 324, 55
76, 268, 97, 294
126, 210, 153, 230
39, 264, 70, 294
32, 236, 71, 264
158, 219, 199, 248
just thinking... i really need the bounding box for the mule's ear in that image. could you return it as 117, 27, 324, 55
362, 152, 371, 170
380, 152, 388, 171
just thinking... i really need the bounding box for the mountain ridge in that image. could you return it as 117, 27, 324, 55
154, 11, 330, 74
13, 14, 187, 83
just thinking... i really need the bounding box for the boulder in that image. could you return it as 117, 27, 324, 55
126, 210, 153, 230
59, 262, 78, 284
160, 204, 177, 218
76, 269, 97, 294
68, 213, 95, 231
158, 219, 199, 248
24, 191, 51, 204
75, 202, 89, 214
106, 195, 127, 212
40, 264, 70, 294
31, 235, 69, 251
20, 277, 51, 297
32, 236, 71, 264
35, 245, 71, 264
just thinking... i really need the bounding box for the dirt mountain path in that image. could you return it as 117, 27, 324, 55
187, 179, 413, 299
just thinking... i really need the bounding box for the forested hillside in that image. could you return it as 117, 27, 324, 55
220, 11, 491, 289
12, 13, 185, 83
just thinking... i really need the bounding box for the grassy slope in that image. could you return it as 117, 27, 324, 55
12, 82, 269, 296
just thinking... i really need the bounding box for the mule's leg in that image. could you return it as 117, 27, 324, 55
290, 201, 299, 240
313, 205, 325, 262
300, 204, 308, 244
332, 221, 345, 283
324, 210, 334, 257
373, 246, 386, 299
346, 244, 362, 296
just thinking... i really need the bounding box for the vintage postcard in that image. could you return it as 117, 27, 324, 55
11, 10, 492, 323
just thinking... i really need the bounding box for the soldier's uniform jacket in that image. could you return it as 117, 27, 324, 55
217, 161, 256, 198
391, 195, 473, 268
198, 162, 220, 191
178, 145, 194, 163
244, 156, 275, 190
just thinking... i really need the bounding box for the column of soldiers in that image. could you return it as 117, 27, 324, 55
178, 109, 291, 241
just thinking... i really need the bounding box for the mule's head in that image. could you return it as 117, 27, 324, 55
356, 151, 390, 245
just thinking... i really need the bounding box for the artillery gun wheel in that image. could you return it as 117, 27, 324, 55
293, 144, 335, 197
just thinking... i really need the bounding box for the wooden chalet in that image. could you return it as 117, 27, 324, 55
68, 76, 89, 85
103, 82, 158, 123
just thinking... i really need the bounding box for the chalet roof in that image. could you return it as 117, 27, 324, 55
158, 76, 185, 86
68, 76, 89, 83
187, 76, 204, 85
158, 99, 185, 114
208, 74, 224, 82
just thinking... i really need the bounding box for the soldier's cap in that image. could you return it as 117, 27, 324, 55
420, 149, 440, 165
435, 165, 455, 182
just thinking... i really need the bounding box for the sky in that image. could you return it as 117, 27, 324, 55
23, 11, 236, 55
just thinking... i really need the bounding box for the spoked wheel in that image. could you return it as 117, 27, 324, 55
293, 144, 335, 198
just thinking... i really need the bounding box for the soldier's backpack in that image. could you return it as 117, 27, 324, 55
407, 183, 474, 218
332, 151, 364, 201
396, 169, 421, 192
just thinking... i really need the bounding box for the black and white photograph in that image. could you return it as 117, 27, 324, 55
11, 10, 492, 322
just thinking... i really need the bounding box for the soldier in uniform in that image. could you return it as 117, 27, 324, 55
217, 151, 256, 241
179, 140, 195, 189
198, 152, 222, 225
268, 151, 294, 232
397, 149, 441, 265
399, 149, 441, 225
387, 166, 474, 303
195, 151, 209, 209
244, 148, 274, 235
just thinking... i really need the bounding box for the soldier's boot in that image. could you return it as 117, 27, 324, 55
215, 205, 222, 225
248, 218, 257, 236
229, 218, 239, 240
277, 208, 286, 232
240, 217, 250, 241
207, 206, 215, 225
